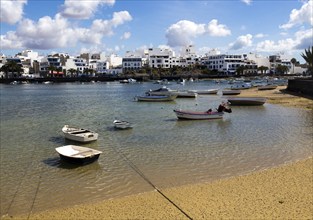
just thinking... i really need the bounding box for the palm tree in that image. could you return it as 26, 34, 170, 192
47, 65, 56, 77
258, 66, 269, 75
67, 68, 76, 77
276, 64, 289, 74
0, 61, 23, 78
290, 58, 297, 74
301, 46, 313, 76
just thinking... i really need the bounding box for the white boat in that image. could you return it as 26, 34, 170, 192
62, 125, 98, 143
227, 97, 267, 106
55, 145, 102, 165
128, 78, 137, 83
146, 86, 177, 96
222, 90, 241, 95
173, 103, 232, 120
258, 85, 278, 90
175, 91, 197, 98
231, 83, 252, 90
113, 120, 133, 129
188, 89, 218, 94
135, 94, 178, 102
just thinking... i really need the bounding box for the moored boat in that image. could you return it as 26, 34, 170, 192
188, 89, 218, 94
113, 120, 133, 129
135, 94, 177, 102
258, 85, 278, 90
175, 91, 197, 98
222, 90, 241, 95
146, 86, 177, 96
173, 103, 232, 120
55, 145, 102, 165
227, 97, 267, 106
62, 125, 98, 143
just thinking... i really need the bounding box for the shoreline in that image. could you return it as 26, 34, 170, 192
4, 157, 312, 219
2, 86, 312, 219
235, 85, 313, 110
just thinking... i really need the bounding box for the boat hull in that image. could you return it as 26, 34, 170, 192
173, 109, 224, 120
59, 154, 100, 165
113, 120, 133, 129
222, 90, 241, 95
62, 125, 98, 143
258, 85, 277, 90
188, 89, 218, 94
227, 97, 266, 106
56, 145, 102, 165
136, 95, 177, 101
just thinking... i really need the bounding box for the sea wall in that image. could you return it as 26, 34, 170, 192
287, 78, 313, 97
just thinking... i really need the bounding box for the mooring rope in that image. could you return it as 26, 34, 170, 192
110, 136, 193, 220
27, 172, 42, 220
6, 152, 36, 217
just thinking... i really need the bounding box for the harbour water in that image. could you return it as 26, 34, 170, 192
1, 81, 312, 216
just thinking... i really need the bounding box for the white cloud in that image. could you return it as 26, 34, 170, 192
207, 19, 231, 37
0, 31, 23, 49
254, 33, 267, 38
0, 0, 27, 24
229, 34, 253, 50
256, 28, 313, 52
166, 20, 206, 47
91, 11, 132, 35
166, 19, 230, 47
241, 0, 252, 5
280, 0, 313, 29
0, 11, 132, 50
121, 32, 131, 40
60, 0, 115, 19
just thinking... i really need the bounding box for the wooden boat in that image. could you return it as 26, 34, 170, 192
173, 103, 232, 120
188, 89, 218, 94
257, 85, 277, 90
55, 145, 102, 165
173, 109, 224, 120
62, 125, 98, 143
227, 97, 267, 106
222, 90, 241, 95
113, 120, 133, 129
135, 94, 177, 102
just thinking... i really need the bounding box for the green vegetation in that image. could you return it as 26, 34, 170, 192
301, 46, 313, 76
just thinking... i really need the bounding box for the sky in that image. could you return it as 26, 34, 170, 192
0, 0, 312, 63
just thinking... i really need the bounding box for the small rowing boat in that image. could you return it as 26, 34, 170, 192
56, 145, 102, 165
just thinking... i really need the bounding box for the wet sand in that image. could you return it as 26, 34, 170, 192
2, 85, 313, 220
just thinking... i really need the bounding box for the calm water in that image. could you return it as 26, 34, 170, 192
1, 81, 312, 216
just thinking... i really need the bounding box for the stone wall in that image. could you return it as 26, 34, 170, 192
287, 78, 313, 97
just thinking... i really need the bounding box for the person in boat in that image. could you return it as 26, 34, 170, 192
206, 109, 212, 114
217, 102, 232, 113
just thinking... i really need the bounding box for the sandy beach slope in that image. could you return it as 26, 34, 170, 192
4, 157, 312, 220
2, 85, 312, 220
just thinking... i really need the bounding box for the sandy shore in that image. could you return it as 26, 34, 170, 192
237, 85, 313, 110
3, 86, 312, 220
4, 157, 312, 219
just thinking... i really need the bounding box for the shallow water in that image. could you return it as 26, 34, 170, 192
1, 81, 312, 216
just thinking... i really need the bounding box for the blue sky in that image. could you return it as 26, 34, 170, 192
1, 0, 312, 62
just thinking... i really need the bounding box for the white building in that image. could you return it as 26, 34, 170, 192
206, 54, 244, 75
148, 48, 174, 68
122, 57, 143, 72
64, 57, 88, 76
244, 53, 270, 73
